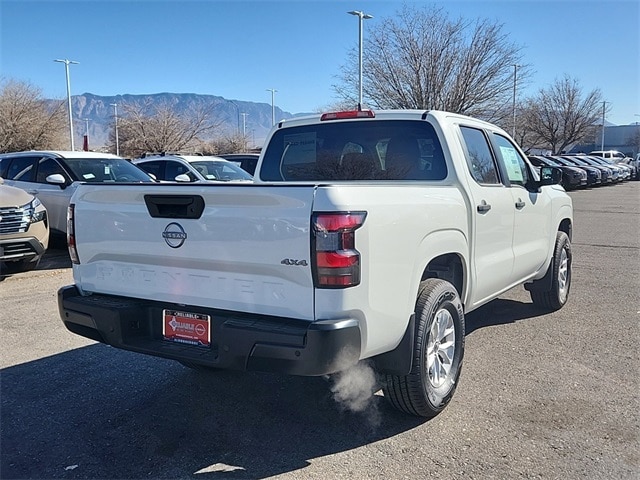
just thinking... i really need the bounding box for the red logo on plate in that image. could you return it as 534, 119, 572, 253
163, 310, 210, 347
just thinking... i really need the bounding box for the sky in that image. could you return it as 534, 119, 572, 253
1, 0, 639, 126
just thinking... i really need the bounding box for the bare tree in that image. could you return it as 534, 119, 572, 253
523, 76, 605, 154
112, 99, 221, 158
203, 133, 250, 155
0, 78, 67, 152
334, 5, 530, 122
512, 105, 546, 153
627, 129, 640, 155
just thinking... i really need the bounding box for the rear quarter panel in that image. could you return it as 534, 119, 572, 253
312, 184, 468, 358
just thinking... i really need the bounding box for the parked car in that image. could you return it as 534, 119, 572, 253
631, 154, 640, 180
615, 156, 639, 180
544, 156, 603, 186
528, 155, 587, 190
584, 155, 628, 181
588, 150, 627, 162
589, 155, 633, 180
133, 154, 253, 183
216, 153, 260, 176
0, 178, 49, 274
0, 151, 155, 237
560, 155, 617, 183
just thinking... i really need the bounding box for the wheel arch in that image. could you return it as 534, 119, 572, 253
558, 216, 572, 241
372, 230, 468, 376
413, 229, 469, 307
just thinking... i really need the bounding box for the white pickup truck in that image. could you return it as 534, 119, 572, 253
58, 109, 573, 418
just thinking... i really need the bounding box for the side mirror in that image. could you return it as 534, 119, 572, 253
174, 174, 192, 182
46, 173, 68, 189
538, 166, 562, 186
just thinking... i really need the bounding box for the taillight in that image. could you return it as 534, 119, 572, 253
67, 204, 79, 264
320, 110, 375, 121
312, 212, 366, 288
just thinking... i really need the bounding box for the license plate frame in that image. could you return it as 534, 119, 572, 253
162, 309, 211, 347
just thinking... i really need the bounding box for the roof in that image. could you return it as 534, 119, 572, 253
0, 150, 123, 159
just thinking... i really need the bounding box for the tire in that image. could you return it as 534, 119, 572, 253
530, 231, 571, 311
383, 278, 465, 418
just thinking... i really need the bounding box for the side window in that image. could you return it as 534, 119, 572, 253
6, 156, 38, 182
36, 157, 67, 183
459, 126, 500, 184
138, 161, 163, 180
165, 161, 195, 181
492, 134, 530, 187
0, 158, 8, 178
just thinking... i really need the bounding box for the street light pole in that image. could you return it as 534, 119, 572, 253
83, 118, 89, 151
601, 101, 607, 151
512, 64, 519, 139
230, 101, 240, 136
241, 113, 249, 137
110, 103, 120, 156
347, 10, 373, 110
266, 89, 277, 126
54, 58, 79, 150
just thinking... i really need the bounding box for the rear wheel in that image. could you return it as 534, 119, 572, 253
383, 279, 465, 418
530, 231, 571, 311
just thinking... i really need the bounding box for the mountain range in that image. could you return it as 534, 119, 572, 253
64, 92, 303, 150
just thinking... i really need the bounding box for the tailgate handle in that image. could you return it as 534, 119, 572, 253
144, 195, 204, 219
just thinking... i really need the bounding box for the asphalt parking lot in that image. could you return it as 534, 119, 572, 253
1, 181, 638, 479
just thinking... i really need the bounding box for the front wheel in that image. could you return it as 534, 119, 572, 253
530, 231, 572, 311
383, 279, 465, 418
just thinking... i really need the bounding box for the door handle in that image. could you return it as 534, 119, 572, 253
515, 200, 526, 209
477, 201, 491, 213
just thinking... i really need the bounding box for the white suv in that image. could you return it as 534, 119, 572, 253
0, 178, 49, 274
0, 151, 155, 236
133, 154, 253, 183
589, 150, 635, 180
589, 150, 627, 161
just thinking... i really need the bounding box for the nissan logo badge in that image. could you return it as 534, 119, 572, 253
162, 222, 187, 248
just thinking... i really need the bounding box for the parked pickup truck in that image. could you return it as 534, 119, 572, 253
58, 109, 573, 418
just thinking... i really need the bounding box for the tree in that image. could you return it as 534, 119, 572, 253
522, 76, 605, 154
334, 5, 530, 122
511, 102, 545, 153
112, 99, 221, 158
0, 78, 67, 152
627, 128, 640, 155
204, 133, 250, 155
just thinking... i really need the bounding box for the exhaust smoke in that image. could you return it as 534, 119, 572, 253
328, 360, 381, 427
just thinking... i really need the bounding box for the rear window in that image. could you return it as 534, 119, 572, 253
260, 120, 447, 181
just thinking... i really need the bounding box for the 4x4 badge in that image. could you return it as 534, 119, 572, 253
162, 222, 187, 248
281, 258, 308, 266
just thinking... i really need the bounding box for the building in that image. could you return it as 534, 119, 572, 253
571, 124, 640, 157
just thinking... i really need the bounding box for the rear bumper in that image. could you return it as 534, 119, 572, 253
57, 285, 361, 376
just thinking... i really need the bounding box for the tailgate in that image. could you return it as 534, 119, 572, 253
71, 184, 317, 320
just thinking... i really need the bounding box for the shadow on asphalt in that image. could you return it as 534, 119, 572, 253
1, 345, 425, 479
0, 243, 551, 478
0, 244, 71, 281
465, 297, 550, 335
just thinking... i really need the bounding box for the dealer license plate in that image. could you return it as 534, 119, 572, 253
162, 309, 211, 347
